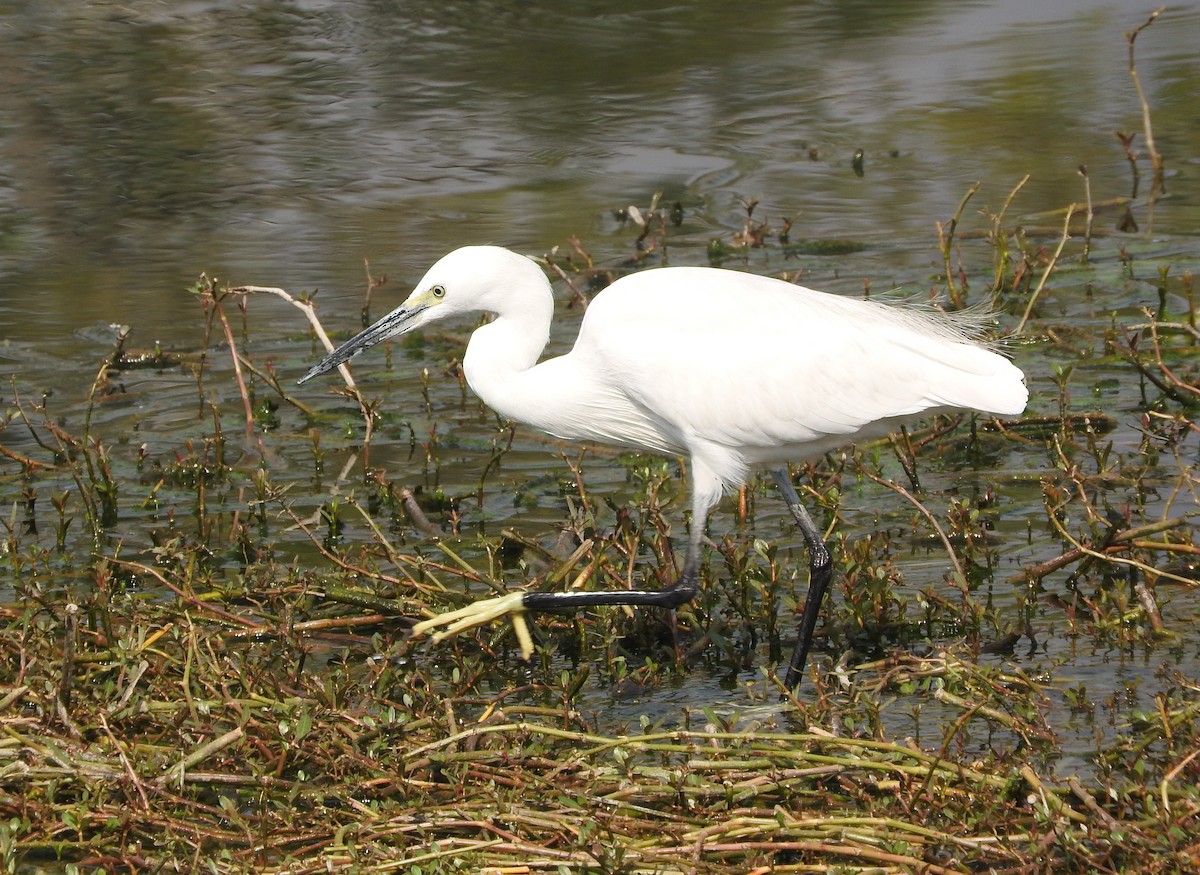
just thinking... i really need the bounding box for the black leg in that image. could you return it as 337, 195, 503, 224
770, 469, 833, 691
411, 490, 712, 654
414, 470, 832, 695
523, 524, 701, 612
521, 577, 696, 610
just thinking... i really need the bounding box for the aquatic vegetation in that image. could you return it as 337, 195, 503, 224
2, 189, 1197, 869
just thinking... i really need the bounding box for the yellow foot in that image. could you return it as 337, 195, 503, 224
410, 592, 535, 659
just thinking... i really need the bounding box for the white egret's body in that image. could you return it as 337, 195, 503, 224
460, 256, 1025, 513
301, 245, 1028, 689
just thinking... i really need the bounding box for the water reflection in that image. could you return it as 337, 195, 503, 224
1, 0, 1197, 343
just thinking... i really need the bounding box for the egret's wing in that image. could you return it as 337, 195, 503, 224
577, 268, 1024, 455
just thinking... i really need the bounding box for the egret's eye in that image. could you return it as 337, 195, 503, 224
431, 285, 446, 298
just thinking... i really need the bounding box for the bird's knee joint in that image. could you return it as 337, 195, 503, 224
663, 578, 698, 608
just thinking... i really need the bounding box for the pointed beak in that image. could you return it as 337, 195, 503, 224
298, 304, 425, 384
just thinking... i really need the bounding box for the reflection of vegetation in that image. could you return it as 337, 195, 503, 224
3, 20, 227, 242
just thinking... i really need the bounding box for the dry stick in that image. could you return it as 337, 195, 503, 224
859, 468, 967, 587
1051, 434, 1106, 523
1078, 165, 1094, 264
1019, 764, 1088, 824
108, 558, 263, 630
97, 712, 151, 810
1147, 316, 1200, 399
1015, 205, 1073, 335
990, 174, 1031, 300
233, 286, 359, 393
1161, 746, 1200, 814
0, 440, 50, 470
1127, 7, 1166, 196
1122, 340, 1194, 402
233, 285, 375, 450
1067, 776, 1118, 827
157, 726, 246, 787
1007, 513, 1195, 586
933, 686, 1054, 742
1129, 538, 1200, 556
567, 235, 596, 270
1044, 504, 1196, 589
285, 613, 412, 635
208, 291, 260, 450
109, 659, 150, 714
938, 182, 980, 309
1127, 319, 1200, 343
545, 259, 590, 310
0, 686, 30, 711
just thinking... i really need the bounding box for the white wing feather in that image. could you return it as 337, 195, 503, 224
573, 267, 1025, 459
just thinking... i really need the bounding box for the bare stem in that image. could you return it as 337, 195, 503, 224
1078, 165, 1094, 264
989, 174, 1030, 300
1015, 205, 1073, 335
1127, 7, 1166, 197
939, 182, 980, 309
235, 284, 376, 456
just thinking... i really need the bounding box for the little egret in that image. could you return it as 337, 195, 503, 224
300, 245, 1027, 690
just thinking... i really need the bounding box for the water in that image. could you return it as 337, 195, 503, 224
1, 0, 1198, 764
3, 0, 1198, 338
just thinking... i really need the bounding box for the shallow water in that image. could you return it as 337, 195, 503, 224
1, 0, 1199, 768
3, 0, 1199, 337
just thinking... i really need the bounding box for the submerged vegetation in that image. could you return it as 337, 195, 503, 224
2, 10, 1199, 873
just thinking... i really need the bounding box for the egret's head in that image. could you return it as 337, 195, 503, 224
297, 246, 540, 384
415, 245, 544, 315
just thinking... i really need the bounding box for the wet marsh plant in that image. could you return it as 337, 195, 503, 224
7, 371, 123, 545
2, 193, 1200, 873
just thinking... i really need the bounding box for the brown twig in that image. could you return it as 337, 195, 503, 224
208, 289, 260, 449
859, 467, 967, 588
232, 284, 376, 457
1015, 204, 1073, 334
938, 182, 980, 309
107, 557, 264, 630
1126, 7, 1166, 197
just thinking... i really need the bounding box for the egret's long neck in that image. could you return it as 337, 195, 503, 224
461, 282, 555, 425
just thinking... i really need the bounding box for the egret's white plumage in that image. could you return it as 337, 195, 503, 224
300, 244, 1028, 690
